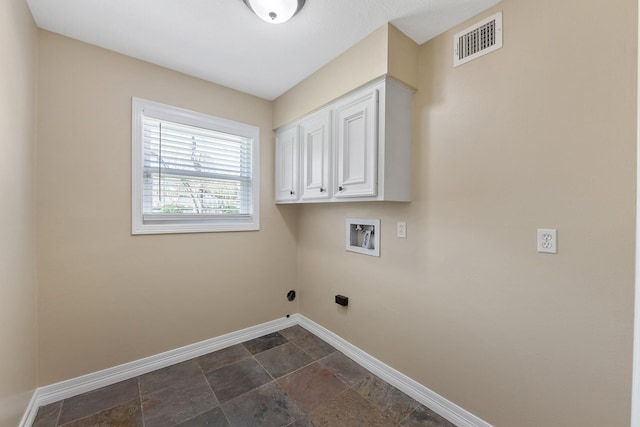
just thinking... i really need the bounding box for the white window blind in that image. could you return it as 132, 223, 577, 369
142, 118, 253, 218
132, 98, 260, 234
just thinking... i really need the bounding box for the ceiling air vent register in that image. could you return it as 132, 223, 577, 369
453, 12, 503, 67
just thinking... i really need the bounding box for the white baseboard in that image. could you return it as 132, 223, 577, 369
21, 314, 491, 427
297, 316, 493, 427
19, 316, 296, 427
13, 391, 38, 427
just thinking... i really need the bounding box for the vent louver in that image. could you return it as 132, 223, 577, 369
454, 12, 503, 67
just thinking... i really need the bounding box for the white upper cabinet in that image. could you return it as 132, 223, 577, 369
300, 110, 331, 201
275, 126, 299, 202
334, 87, 378, 199
275, 76, 413, 204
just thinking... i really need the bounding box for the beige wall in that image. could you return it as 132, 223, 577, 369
36, 31, 299, 385
288, 0, 637, 426
273, 23, 419, 129
12, 0, 638, 425
0, 0, 38, 424
273, 24, 389, 128
387, 24, 419, 91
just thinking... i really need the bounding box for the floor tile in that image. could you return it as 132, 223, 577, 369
285, 417, 317, 427
398, 405, 458, 427
175, 407, 230, 427
309, 388, 395, 427
139, 359, 203, 395
205, 357, 273, 403
278, 363, 347, 412
196, 344, 251, 373
222, 382, 305, 427
58, 399, 142, 427
35, 329, 457, 427
292, 335, 336, 360
58, 378, 139, 425
33, 401, 62, 427
279, 325, 313, 341
356, 375, 419, 423
318, 352, 371, 388
142, 374, 218, 427
255, 342, 313, 378
242, 332, 288, 355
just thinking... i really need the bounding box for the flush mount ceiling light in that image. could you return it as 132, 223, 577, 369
243, 0, 306, 24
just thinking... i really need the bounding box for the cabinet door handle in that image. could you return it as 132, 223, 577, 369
290, 191, 295, 195
319, 188, 325, 193
338, 186, 344, 191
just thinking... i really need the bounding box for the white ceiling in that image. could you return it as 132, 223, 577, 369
26, 0, 500, 100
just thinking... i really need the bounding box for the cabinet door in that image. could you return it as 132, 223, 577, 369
275, 126, 299, 202
334, 89, 378, 198
300, 110, 331, 201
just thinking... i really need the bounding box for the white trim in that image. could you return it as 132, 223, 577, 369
20, 316, 296, 426
297, 316, 493, 427
21, 314, 491, 427
17, 392, 39, 427
131, 97, 260, 235
632, 0, 640, 424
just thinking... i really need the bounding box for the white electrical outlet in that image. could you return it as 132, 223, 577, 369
397, 221, 407, 238
537, 229, 557, 254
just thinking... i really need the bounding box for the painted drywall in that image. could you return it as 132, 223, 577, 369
273, 24, 389, 129
387, 24, 419, 91
36, 31, 299, 385
0, 0, 38, 424
273, 23, 419, 129
288, 1, 637, 426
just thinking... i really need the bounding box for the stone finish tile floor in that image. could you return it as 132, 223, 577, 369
32, 326, 457, 427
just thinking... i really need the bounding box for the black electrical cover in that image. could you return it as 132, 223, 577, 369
335, 295, 349, 306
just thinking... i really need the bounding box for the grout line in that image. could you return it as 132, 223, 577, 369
251, 354, 277, 383
54, 401, 63, 427
198, 362, 224, 424
217, 378, 277, 408
136, 377, 146, 427
395, 405, 419, 427
219, 407, 233, 427
56, 398, 141, 427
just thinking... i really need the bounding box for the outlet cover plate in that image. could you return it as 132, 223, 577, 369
397, 221, 407, 238
537, 229, 557, 254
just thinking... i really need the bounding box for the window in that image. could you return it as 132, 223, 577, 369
132, 98, 260, 234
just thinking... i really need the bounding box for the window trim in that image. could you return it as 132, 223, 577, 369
132, 97, 260, 234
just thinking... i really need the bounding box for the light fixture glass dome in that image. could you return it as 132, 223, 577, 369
243, 0, 305, 24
